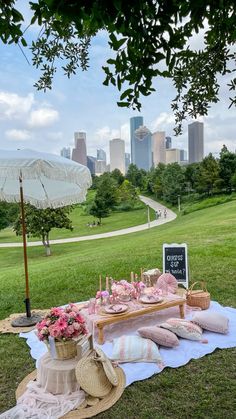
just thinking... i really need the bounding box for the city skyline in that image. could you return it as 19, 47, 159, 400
0, 1, 235, 159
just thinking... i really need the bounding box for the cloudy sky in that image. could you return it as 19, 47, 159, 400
0, 1, 235, 162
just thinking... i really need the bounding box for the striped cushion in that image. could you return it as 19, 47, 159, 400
111, 335, 162, 364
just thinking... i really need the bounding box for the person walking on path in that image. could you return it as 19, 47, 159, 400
164, 208, 167, 218
155, 210, 159, 220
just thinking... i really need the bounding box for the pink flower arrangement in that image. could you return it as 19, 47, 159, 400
111, 280, 135, 297
96, 290, 109, 299
36, 303, 87, 342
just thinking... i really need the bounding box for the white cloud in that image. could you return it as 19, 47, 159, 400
28, 107, 59, 128
0, 91, 34, 119
5, 129, 31, 141
151, 112, 175, 133
46, 131, 63, 141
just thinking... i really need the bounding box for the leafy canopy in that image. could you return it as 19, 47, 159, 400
1, 1, 236, 133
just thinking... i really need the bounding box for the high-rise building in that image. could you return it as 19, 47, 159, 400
188, 121, 204, 163
109, 138, 125, 174
166, 148, 181, 164
87, 156, 96, 174
152, 131, 166, 166
125, 153, 131, 173
165, 136, 172, 149
180, 149, 187, 161
60, 147, 71, 159
72, 132, 87, 166
97, 148, 106, 162
130, 116, 143, 165
132, 125, 152, 171
95, 160, 107, 175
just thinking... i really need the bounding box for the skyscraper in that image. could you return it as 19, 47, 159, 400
188, 121, 204, 163
130, 116, 143, 165
152, 131, 166, 166
87, 156, 96, 174
132, 125, 152, 171
109, 138, 125, 174
166, 148, 181, 164
97, 148, 106, 162
60, 147, 71, 159
165, 136, 172, 149
125, 153, 131, 173
72, 132, 87, 166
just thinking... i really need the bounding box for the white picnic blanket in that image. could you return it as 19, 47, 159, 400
20, 301, 236, 387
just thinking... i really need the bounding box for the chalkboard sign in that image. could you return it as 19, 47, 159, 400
163, 243, 188, 287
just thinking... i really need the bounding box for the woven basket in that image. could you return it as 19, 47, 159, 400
46, 339, 77, 360
186, 281, 210, 310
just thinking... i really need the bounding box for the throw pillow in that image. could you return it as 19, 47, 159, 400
160, 318, 207, 342
138, 326, 179, 348
192, 311, 229, 334
111, 335, 163, 366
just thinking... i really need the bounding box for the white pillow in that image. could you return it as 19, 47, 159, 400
192, 311, 229, 334
160, 318, 205, 341
111, 335, 163, 366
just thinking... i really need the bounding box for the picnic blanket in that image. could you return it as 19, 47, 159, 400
20, 301, 236, 387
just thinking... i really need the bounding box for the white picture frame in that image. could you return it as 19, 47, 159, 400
163, 243, 188, 288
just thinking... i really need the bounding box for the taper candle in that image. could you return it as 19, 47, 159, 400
99, 274, 102, 292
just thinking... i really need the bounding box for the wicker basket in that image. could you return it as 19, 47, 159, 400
46, 339, 77, 360
186, 281, 210, 310
142, 269, 161, 287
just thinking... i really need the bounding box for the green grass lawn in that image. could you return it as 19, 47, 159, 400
0, 199, 155, 243
0, 200, 236, 417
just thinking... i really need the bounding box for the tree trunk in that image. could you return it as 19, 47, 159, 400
42, 233, 51, 256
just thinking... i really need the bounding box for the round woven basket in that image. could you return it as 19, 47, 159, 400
46, 339, 77, 360
186, 281, 210, 310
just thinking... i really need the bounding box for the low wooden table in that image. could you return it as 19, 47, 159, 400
95, 297, 186, 344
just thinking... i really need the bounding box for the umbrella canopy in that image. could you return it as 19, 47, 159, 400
0, 149, 92, 208
0, 149, 92, 326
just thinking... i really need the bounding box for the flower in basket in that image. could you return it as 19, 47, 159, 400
36, 303, 88, 342
96, 290, 109, 299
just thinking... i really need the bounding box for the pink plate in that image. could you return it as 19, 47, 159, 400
104, 304, 128, 314
139, 295, 163, 304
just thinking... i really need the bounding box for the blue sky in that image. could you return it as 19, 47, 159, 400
0, 1, 235, 162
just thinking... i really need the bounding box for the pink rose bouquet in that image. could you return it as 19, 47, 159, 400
36, 303, 87, 342
111, 279, 134, 297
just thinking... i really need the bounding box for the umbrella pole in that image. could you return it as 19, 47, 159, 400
19, 176, 31, 318
12, 176, 42, 327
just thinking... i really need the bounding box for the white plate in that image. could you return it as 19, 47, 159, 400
104, 304, 128, 314
139, 295, 163, 304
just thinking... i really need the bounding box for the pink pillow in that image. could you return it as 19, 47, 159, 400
160, 318, 207, 342
111, 335, 163, 365
156, 273, 178, 294
138, 326, 179, 348
192, 311, 229, 334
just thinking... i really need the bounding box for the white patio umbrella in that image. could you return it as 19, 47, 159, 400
0, 149, 92, 326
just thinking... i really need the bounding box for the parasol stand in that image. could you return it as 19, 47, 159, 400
11, 174, 42, 327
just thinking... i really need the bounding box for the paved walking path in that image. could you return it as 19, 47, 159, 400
0, 196, 176, 248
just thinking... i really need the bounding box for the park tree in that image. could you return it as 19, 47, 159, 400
1, 1, 235, 133
0, 206, 8, 231
196, 154, 220, 196
218, 145, 236, 193
14, 205, 73, 256
161, 163, 185, 205
118, 179, 138, 209
147, 163, 165, 198
184, 163, 201, 193
110, 169, 125, 186
126, 164, 147, 190
89, 196, 109, 224
94, 173, 119, 210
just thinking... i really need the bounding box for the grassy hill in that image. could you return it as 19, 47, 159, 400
0, 200, 236, 417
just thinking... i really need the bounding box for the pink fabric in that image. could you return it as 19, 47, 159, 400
111, 335, 163, 364
192, 311, 229, 334
0, 380, 85, 419
138, 326, 179, 348
80, 295, 188, 343
156, 273, 178, 294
